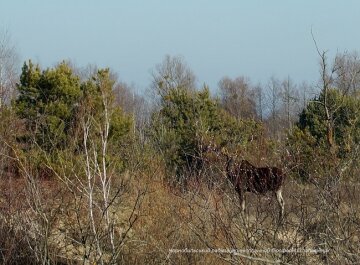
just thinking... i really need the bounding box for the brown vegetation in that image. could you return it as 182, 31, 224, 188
0, 34, 359, 264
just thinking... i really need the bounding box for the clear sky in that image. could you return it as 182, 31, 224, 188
1, 0, 360, 92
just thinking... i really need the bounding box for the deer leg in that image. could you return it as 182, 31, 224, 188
239, 192, 245, 213
238, 192, 249, 224
275, 189, 285, 219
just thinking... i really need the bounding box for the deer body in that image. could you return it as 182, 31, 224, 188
225, 158, 285, 219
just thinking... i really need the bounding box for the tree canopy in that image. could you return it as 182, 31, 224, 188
15, 61, 82, 151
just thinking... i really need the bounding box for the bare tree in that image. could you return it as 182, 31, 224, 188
265, 76, 283, 139
263, 75, 302, 139
151, 55, 196, 100
113, 81, 150, 139
281, 76, 299, 130
312, 34, 341, 154
298, 81, 315, 111
0, 29, 19, 107
114, 81, 137, 115
218, 76, 257, 119
0, 29, 20, 182
254, 83, 264, 121
333, 51, 360, 97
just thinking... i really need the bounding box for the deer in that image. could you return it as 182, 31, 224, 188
204, 143, 286, 220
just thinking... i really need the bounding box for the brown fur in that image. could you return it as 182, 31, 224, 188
225, 157, 286, 219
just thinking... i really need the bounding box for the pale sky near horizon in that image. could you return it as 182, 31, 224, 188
1, 0, 360, 93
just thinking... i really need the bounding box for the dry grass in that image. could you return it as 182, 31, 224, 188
0, 167, 359, 264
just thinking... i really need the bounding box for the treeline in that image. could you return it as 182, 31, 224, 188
0, 50, 359, 183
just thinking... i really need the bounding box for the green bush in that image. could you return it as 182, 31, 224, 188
287, 88, 360, 181
150, 86, 262, 183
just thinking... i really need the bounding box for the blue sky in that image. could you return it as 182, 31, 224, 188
1, 0, 360, 92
